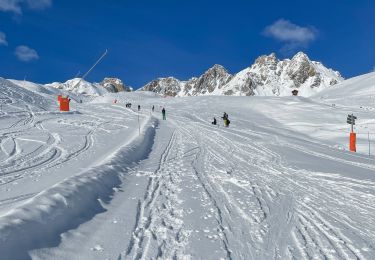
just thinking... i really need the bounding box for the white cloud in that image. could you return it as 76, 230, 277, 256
15, 45, 39, 61
263, 19, 317, 53
0, 0, 51, 14
26, 0, 51, 10
0, 0, 22, 14
0, 31, 8, 46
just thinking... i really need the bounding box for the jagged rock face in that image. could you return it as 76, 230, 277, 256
100, 78, 132, 92
142, 77, 181, 97
253, 53, 278, 71
138, 52, 343, 97
286, 52, 316, 87
181, 77, 198, 96
191, 65, 233, 95
221, 70, 255, 96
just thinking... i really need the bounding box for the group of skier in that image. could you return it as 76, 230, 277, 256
129, 103, 230, 126
212, 112, 230, 127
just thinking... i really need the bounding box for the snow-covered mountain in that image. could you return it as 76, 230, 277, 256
100, 78, 133, 93
18, 77, 132, 97
45, 78, 110, 96
139, 52, 343, 97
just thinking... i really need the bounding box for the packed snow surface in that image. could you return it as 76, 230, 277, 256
0, 74, 375, 259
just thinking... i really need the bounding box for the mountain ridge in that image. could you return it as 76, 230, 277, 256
138, 52, 343, 97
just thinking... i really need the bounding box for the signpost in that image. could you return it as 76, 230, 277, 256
347, 114, 357, 152
347, 114, 357, 132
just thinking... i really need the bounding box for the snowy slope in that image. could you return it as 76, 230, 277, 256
9, 79, 60, 96
0, 78, 56, 110
0, 75, 375, 259
313, 71, 375, 106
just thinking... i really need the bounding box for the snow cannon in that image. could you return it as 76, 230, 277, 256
59, 96, 70, 112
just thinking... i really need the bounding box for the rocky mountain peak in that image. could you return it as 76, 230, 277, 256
191, 65, 233, 95
287, 52, 316, 87
206, 64, 229, 74
100, 77, 132, 92
142, 77, 181, 97
253, 53, 279, 71
291, 51, 310, 62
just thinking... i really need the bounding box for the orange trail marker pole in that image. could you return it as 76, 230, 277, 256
350, 132, 356, 152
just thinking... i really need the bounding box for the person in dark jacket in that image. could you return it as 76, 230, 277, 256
138, 105, 141, 111
212, 117, 217, 125
162, 107, 166, 120
152, 105, 155, 112
222, 112, 228, 120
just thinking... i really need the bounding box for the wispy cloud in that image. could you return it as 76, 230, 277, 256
263, 19, 317, 54
0, 0, 51, 14
0, 0, 22, 14
15, 45, 39, 61
26, 0, 51, 10
0, 31, 8, 46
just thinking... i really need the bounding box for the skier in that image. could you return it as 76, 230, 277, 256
138, 105, 141, 111
212, 117, 217, 125
162, 107, 166, 120
222, 112, 228, 120
222, 112, 230, 127
152, 105, 155, 112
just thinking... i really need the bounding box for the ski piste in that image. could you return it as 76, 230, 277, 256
0, 75, 375, 259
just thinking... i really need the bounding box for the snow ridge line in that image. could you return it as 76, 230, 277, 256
0, 117, 158, 260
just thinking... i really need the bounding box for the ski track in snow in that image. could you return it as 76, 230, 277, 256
120, 109, 375, 259
0, 82, 375, 259
0, 83, 143, 213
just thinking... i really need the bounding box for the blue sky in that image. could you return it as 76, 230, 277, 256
0, 0, 375, 88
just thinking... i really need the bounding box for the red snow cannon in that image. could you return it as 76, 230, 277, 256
59, 97, 70, 112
